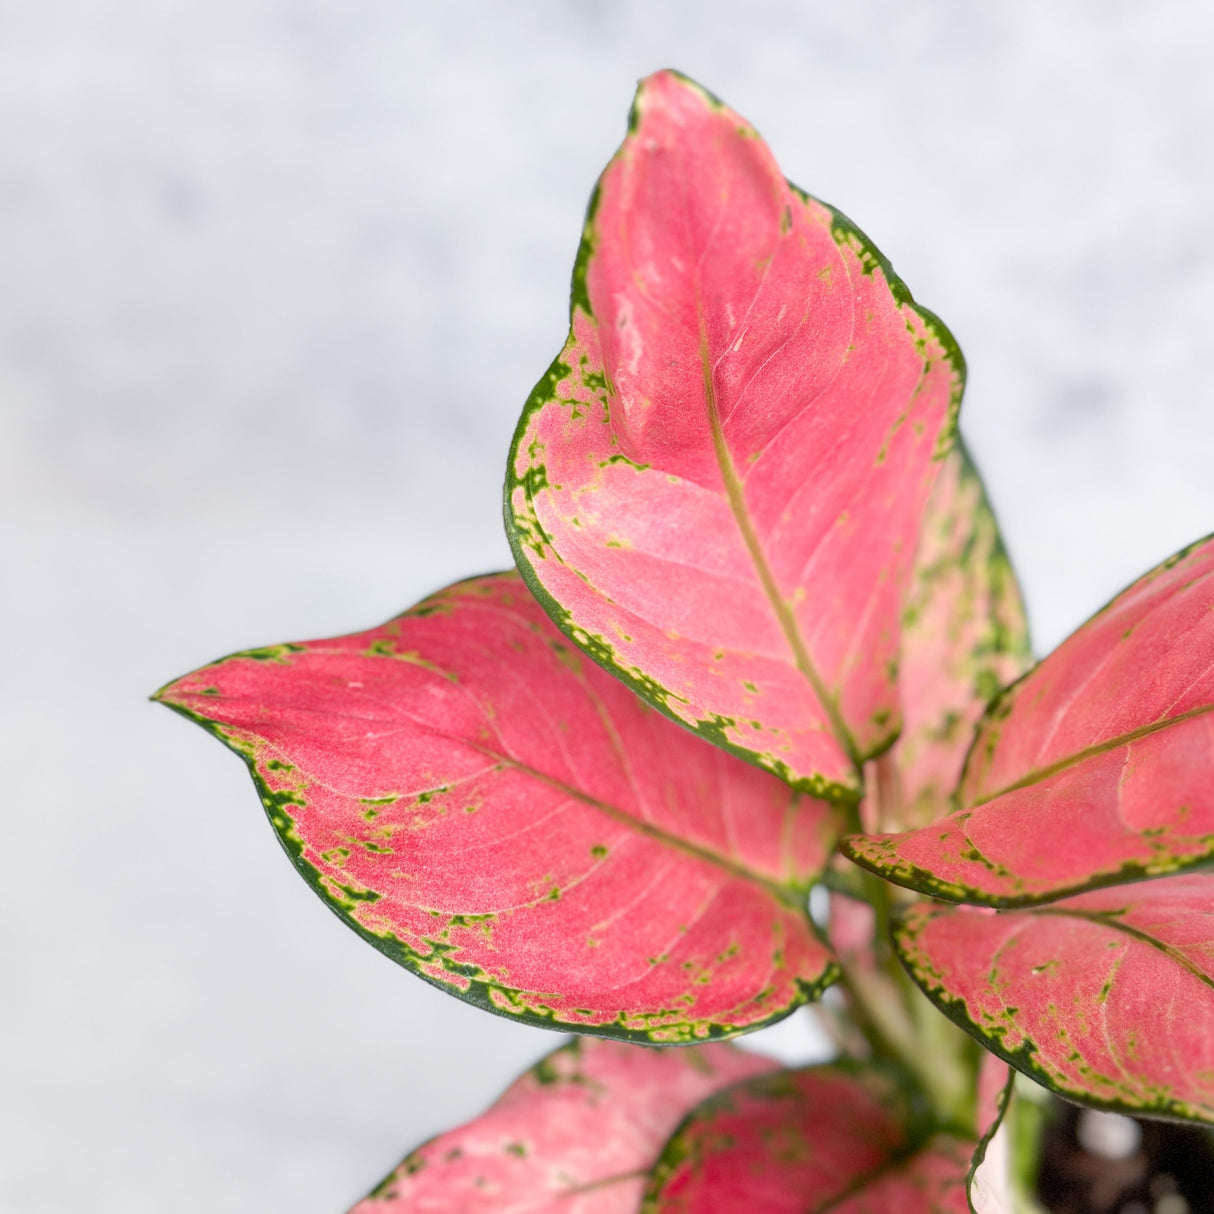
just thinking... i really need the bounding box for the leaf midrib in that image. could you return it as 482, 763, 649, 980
696, 312, 861, 774
470, 738, 806, 910
1033, 905, 1214, 991
970, 701, 1214, 808
808, 1137, 961, 1214
560, 1168, 647, 1199
188, 670, 810, 912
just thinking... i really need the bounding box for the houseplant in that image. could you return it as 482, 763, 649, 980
154, 70, 1214, 1212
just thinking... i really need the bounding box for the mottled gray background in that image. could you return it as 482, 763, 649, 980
3, 2, 1213, 1211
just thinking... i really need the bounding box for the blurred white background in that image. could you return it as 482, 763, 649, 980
3, 2, 1213, 1210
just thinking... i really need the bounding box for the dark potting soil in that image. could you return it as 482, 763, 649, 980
1036, 1100, 1214, 1214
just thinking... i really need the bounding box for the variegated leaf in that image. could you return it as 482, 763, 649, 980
506, 69, 963, 802
895, 873, 1214, 1123
642, 1064, 993, 1214
350, 1037, 776, 1213
967, 1054, 1016, 1214
155, 573, 843, 1042
861, 442, 1031, 835
845, 535, 1214, 904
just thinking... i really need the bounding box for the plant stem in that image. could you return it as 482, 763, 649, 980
831, 762, 978, 1133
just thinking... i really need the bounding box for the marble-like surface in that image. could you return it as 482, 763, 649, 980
3, 3, 1212, 1210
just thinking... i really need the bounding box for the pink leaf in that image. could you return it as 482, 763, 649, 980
506, 70, 963, 801
828, 890, 880, 967
349, 1037, 776, 1213
894, 872, 1214, 1122
844, 534, 1214, 904
828, 1139, 974, 1214
154, 572, 842, 1041
859, 443, 1031, 835
642, 1064, 976, 1213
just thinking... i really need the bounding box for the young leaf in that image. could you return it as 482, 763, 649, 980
506, 69, 964, 802
349, 1036, 776, 1213
862, 442, 1031, 834
894, 872, 1214, 1123
154, 572, 843, 1042
845, 534, 1214, 904
642, 1064, 981, 1213
967, 1054, 1016, 1214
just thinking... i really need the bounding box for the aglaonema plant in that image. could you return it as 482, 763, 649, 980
154, 70, 1214, 1213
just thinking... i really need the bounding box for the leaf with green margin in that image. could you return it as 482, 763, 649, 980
348, 1036, 776, 1213
844, 534, 1214, 905
894, 872, 1214, 1124
505, 69, 964, 802
859, 441, 1031, 835
154, 572, 844, 1043
967, 1054, 1017, 1214
641, 1062, 1005, 1214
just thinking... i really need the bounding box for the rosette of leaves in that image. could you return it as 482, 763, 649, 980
156, 70, 1214, 1211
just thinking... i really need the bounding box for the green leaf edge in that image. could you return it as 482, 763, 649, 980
965, 1064, 1015, 1214
892, 908, 1214, 1126
151, 666, 838, 1047
356, 1034, 586, 1204
639, 1058, 963, 1214
841, 837, 1214, 910
910, 433, 1033, 681
502, 68, 966, 806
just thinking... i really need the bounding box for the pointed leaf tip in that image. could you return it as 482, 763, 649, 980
968, 1055, 1016, 1214
160, 571, 844, 1042
506, 72, 963, 799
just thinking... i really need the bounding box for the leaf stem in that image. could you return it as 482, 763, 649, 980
834, 769, 977, 1132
